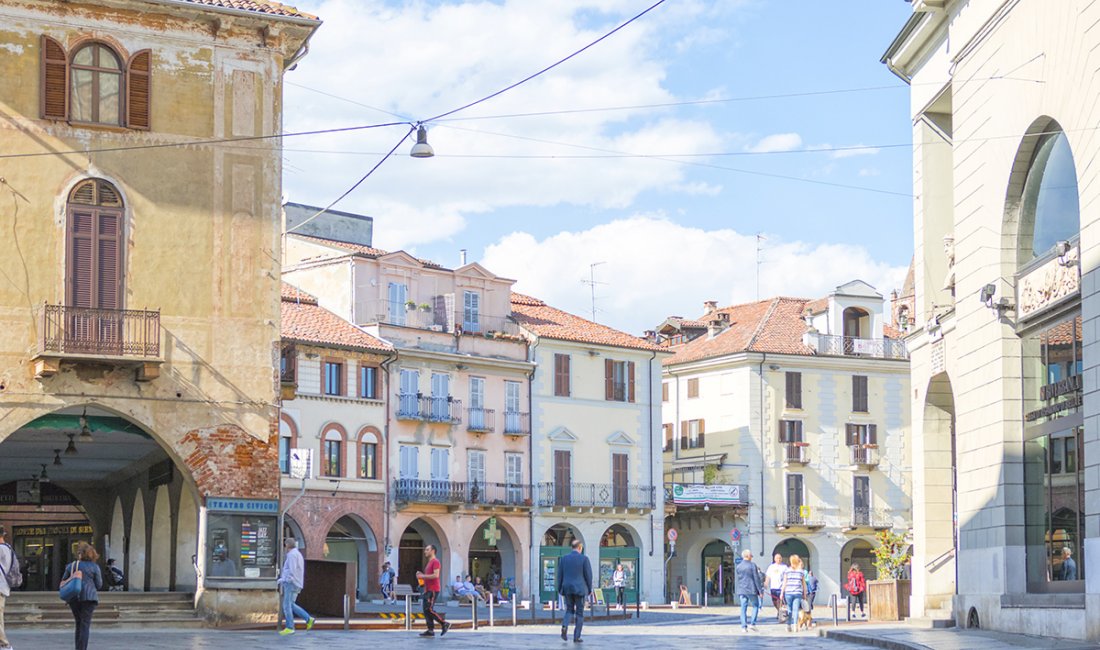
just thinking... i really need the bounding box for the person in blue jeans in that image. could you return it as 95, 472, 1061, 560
278, 538, 315, 636
557, 539, 593, 643
734, 549, 765, 632
780, 554, 808, 633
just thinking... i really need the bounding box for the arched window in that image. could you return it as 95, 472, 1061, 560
279, 415, 298, 475
321, 424, 345, 478
71, 42, 123, 126
1019, 130, 1080, 261
67, 179, 124, 311
358, 428, 380, 480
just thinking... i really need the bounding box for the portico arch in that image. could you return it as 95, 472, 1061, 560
914, 372, 956, 612
130, 490, 146, 592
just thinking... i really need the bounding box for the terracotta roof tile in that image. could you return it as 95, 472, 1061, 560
665, 297, 814, 365
511, 293, 662, 352
290, 233, 443, 268
883, 324, 903, 340
804, 297, 829, 315
281, 282, 392, 353
176, 0, 318, 19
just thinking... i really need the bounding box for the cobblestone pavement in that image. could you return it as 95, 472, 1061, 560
6, 619, 865, 650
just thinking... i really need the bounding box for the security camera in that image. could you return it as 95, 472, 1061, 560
979, 283, 997, 307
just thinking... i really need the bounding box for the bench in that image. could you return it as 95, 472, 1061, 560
394, 584, 420, 604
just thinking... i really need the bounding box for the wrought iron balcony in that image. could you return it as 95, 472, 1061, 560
536, 482, 655, 510
35, 304, 161, 380
467, 408, 495, 433
775, 504, 825, 529
393, 479, 532, 509
784, 442, 809, 465
396, 394, 463, 423
808, 333, 908, 360
849, 444, 879, 468
502, 411, 530, 435
848, 507, 892, 530
361, 299, 521, 337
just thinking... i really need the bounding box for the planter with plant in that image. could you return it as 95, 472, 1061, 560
419, 303, 432, 312
405, 300, 417, 311
867, 528, 911, 621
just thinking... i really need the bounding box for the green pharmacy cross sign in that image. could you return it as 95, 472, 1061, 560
483, 517, 501, 547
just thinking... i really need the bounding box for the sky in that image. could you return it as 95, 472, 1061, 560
282, 0, 916, 334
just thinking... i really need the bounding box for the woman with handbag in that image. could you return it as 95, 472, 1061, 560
60, 542, 103, 650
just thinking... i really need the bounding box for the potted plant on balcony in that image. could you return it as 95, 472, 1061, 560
867, 528, 911, 621
405, 300, 417, 311
419, 302, 432, 312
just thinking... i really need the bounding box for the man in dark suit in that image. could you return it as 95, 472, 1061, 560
557, 539, 592, 643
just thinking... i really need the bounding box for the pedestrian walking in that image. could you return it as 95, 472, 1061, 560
60, 542, 102, 650
805, 569, 819, 609
734, 549, 764, 633
1061, 547, 1078, 581
415, 544, 449, 638
277, 538, 315, 636
763, 553, 788, 622
0, 524, 17, 650
557, 539, 592, 643
780, 554, 807, 633
612, 563, 625, 610
846, 564, 867, 618
379, 562, 396, 604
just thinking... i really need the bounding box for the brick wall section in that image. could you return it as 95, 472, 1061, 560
181, 424, 280, 499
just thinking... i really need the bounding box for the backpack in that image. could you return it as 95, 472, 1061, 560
846, 573, 862, 595
1, 543, 23, 589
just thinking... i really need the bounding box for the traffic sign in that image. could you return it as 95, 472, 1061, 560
730, 528, 741, 542
667, 528, 678, 542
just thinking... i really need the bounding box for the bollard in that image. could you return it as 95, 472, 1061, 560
489, 593, 494, 627
831, 593, 838, 627
635, 588, 641, 619
847, 595, 851, 622
703, 591, 708, 608
343, 594, 350, 631
472, 595, 479, 631
405, 595, 412, 631
550, 597, 556, 624
531, 594, 537, 622
512, 594, 517, 627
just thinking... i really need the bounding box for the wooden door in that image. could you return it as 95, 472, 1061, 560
554, 450, 571, 506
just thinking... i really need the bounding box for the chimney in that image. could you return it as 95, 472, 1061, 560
707, 318, 726, 339
643, 329, 656, 342
459, 249, 467, 266
717, 312, 730, 323
703, 300, 718, 314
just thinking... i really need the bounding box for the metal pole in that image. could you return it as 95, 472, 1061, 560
551, 597, 556, 624
343, 593, 350, 631
704, 590, 708, 608
489, 593, 494, 627
531, 593, 536, 622
831, 593, 838, 627
405, 595, 412, 631
472, 595, 478, 631
512, 594, 517, 627
635, 587, 641, 619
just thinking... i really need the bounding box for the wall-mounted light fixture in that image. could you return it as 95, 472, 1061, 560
1055, 240, 1075, 267
979, 282, 1014, 317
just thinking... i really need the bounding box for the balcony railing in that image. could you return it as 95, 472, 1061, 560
467, 408, 495, 433
396, 394, 463, 423
849, 445, 879, 467
849, 507, 892, 530
502, 411, 530, 435
537, 482, 655, 510
40, 304, 160, 358
393, 479, 532, 508
775, 504, 825, 528
809, 333, 908, 360
784, 442, 809, 464
361, 299, 521, 337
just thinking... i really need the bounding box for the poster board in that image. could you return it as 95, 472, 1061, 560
592, 588, 606, 607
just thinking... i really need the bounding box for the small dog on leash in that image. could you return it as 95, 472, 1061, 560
796, 607, 814, 631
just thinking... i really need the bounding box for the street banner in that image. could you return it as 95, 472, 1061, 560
671, 483, 741, 505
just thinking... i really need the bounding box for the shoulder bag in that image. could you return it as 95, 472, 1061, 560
59, 561, 83, 603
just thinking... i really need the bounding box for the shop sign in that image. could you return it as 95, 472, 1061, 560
1026, 374, 1084, 422
13, 523, 93, 537
671, 483, 742, 505
1017, 247, 1079, 321
206, 497, 279, 514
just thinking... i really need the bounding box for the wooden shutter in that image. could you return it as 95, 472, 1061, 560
613, 453, 628, 505
787, 474, 803, 507
627, 361, 636, 402
853, 375, 868, 412
605, 358, 614, 400
41, 35, 67, 120
662, 382, 669, 402
845, 423, 857, 446
680, 421, 688, 448
868, 424, 878, 445
663, 423, 672, 450
127, 49, 151, 130
68, 209, 95, 308
554, 354, 570, 397
786, 372, 801, 409
777, 419, 789, 443
697, 418, 705, 447
95, 211, 122, 310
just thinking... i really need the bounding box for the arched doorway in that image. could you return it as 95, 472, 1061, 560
599, 524, 641, 604
701, 540, 735, 604
468, 517, 518, 597
325, 515, 378, 601
840, 538, 874, 594
772, 538, 812, 570
397, 518, 445, 590
918, 372, 956, 609
538, 523, 583, 603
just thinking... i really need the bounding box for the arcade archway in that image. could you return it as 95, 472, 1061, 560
397, 518, 447, 589
468, 517, 519, 597
840, 538, 874, 594
325, 515, 378, 601
538, 523, 583, 603
772, 537, 813, 570
599, 524, 641, 604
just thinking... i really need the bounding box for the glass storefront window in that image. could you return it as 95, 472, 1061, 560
1022, 315, 1085, 591
206, 512, 278, 580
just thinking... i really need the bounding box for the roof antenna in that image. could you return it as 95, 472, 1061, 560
755, 233, 767, 300
581, 261, 607, 322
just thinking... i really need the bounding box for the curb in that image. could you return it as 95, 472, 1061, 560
820, 629, 935, 650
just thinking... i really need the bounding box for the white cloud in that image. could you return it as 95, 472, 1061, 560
748, 132, 803, 153
283, 0, 733, 250
481, 216, 907, 333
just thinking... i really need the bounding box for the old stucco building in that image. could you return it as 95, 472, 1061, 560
884, 0, 1099, 640
0, 0, 317, 623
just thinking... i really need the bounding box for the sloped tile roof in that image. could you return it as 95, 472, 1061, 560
665, 297, 815, 365
176, 0, 318, 19
290, 233, 443, 269
511, 293, 662, 352
281, 283, 392, 353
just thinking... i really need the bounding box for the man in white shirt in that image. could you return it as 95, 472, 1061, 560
277, 538, 314, 636
0, 524, 14, 650
764, 553, 788, 622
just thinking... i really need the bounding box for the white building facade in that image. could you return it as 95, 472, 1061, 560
660, 282, 911, 605
883, 0, 1100, 639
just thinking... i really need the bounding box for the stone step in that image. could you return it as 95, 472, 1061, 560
906, 613, 956, 629
5, 591, 201, 629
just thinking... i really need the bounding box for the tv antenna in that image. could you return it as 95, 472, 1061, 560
581, 262, 607, 322
755, 233, 767, 300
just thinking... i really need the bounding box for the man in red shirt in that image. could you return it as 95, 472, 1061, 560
416, 544, 450, 637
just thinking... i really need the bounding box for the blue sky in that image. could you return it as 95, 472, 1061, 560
283, 1, 915, 332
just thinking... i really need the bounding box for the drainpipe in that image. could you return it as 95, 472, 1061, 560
648, 350, 656, 559
527, 337, 538, 599
674, 372, 681, 461
381, 352, 397, 563
758, 353, 767, 556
